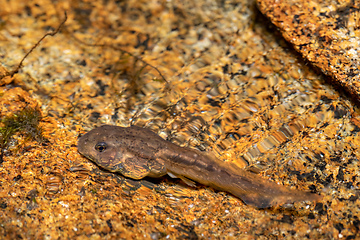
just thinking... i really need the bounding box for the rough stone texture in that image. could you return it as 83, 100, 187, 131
257, 0, 360, 101
0, 0, 359, 239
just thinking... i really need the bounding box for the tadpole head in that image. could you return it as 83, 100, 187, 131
77, 126, 121, 172
77, 125, 153, 180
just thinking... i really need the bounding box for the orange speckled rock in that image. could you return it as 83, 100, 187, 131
1, 0, 360, 239
0, 87, 41, 117
257, 0, 360, 100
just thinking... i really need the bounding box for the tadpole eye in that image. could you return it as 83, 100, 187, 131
95, 142, 107, 152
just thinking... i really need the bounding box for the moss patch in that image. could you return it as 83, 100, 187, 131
0, 107, 46, 163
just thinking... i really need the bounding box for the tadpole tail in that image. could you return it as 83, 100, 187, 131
217, 169, 322, 208
237, 186, 322, 209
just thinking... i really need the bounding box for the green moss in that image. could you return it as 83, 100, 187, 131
0, 107, 46, 163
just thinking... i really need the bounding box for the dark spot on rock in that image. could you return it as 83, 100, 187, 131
0, 202, 7, 209
348, 195, 358, 202
293, 14, 300, 23
312, 104, 323, 113
346, 182, 354, 189
315, 202, 327, 215
353, 219, 360, 231
320, 96, 332, 104
13, 175, 22, 181
89, 111, 101, 122
77, 59, 87, 66
279, 215, 293, 224
95, 80, 108, 96
336, 167, 344, 181
106, 219, 113, 232
330, 156, 341, 163
315, 161, 327, 171
334, 222, 344, 233
208, 98, 221, 107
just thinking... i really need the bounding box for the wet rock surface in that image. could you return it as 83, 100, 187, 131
0, 0, 359, 239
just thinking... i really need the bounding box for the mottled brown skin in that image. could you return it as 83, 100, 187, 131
77, 125, 322, 208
